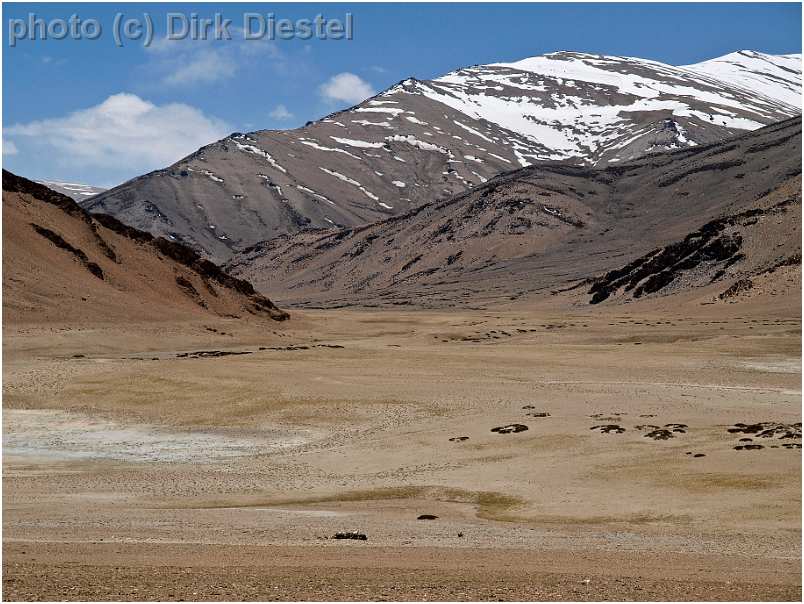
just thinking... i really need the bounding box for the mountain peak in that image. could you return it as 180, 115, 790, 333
85, 49, 801, 263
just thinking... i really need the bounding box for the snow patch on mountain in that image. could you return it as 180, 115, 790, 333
37, 180, 106, 200
387, 50, 800, 165
683, 50, 802, 108
319, 167, 379, 200
232, 138, 288, 173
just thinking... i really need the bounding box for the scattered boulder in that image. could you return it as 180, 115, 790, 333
719, 278, 753, 300
417, 514, 438, 520
590, 413, 624, 421
176, 350, 253, 358
644, 429, 674, 440
734, 444, 764, 451
728, 422, 801, 439
591, 424, 625, 434
333, 531, 367, 541
491, 424, 528, 434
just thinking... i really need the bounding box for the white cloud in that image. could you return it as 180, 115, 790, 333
3, 139, 18, 156
145, 31, 282, 87
162, 48, 237, 86
269, 104, 294, 120
6, 93, 230, 173
238, 36, 282, 59
319, 73, 374, 105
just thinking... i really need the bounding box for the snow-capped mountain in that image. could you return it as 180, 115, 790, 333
683, 50, 801, 108
411, 50, 800, 165
85, 50, 801, 262
36, 180, 106, 201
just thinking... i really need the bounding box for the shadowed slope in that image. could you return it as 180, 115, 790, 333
227, 117, 801, 309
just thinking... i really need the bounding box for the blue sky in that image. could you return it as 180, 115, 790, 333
3, 2, 801, 187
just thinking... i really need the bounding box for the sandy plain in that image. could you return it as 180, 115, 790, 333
2, 297, 801, 600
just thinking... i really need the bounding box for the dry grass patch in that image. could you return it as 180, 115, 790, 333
667, 472, 779, 492
181, 485, 527, 522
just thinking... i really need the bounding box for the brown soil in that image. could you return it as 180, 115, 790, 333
3, 300, 801, 600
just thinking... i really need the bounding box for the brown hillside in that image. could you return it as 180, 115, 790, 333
3, 171, 288, 325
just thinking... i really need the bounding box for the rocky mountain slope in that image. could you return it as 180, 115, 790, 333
3, 172, 287, 324
226, 117, 801, 309
85, 51, 801, 262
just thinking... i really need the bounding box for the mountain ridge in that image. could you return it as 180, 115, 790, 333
225, 116, 801, 309
85, 50, 801, 262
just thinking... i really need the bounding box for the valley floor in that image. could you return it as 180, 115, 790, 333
2, 302, 801, 601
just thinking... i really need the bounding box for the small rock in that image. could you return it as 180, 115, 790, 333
333, 531, 367, 541
491, 424, 528, 434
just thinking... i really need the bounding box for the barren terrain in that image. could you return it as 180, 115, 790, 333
3, 293, 801, 600
2, 112, 802, 601
229, 117, 802, 309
